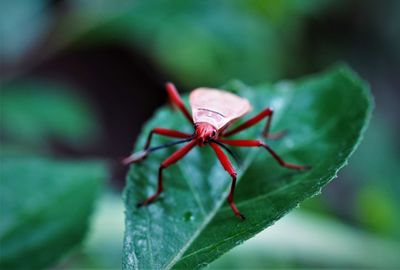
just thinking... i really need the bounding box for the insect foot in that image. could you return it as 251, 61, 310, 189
136, 201, 146, 208
300, 165, 312, 171
236, 213, 246, 220
136, 198, 155, 208
263, 130, 287, 140
122, 150, 149, 165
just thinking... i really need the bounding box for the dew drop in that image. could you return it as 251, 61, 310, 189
183, 211, 194, 222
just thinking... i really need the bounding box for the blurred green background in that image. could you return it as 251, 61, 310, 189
1, 0, 399, 269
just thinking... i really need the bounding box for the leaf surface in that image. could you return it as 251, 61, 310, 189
123, 66, 373, 269
0, 81, 101, 149
0, 157, 106, 269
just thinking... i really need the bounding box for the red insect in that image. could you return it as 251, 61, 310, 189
124, 83, 310, 219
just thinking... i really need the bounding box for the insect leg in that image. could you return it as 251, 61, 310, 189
166, 82, 193, 123
219, 139, 311, 170
210, 142, 245, 220
122, 128, 191, 164
222, 107, 284, 139
137, 140, 197, 207
144, 128, 191, 150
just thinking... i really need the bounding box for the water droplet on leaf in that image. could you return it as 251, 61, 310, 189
183, 211, 194, 221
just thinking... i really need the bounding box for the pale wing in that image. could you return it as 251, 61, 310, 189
189, 88, 252, 130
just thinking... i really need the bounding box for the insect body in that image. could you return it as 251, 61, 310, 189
124, 83, 310, 220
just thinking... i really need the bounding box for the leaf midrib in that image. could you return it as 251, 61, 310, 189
163, 88, 297, 269
176, 171, 318, 264
178, 105, 372, 265
163, 149, 258, 269
177, 117, 340, 262
179, 165, 207, 217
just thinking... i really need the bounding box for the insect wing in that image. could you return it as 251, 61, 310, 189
189, 88, 252, 130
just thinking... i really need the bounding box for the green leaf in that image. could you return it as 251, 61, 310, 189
0, 156, 106, 269
0, 80, 101, 150
0, 0, 51, 63
123, 65, 373, 269
60, 1, 332, 87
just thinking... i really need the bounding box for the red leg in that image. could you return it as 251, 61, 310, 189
144, 128, 191, 150
223, 107, 283, 139
122, 128, 191, 164
219, 139, 311, 170
137, 140, 197, 207
210, 142, 245, 220
166, 82, 193, 123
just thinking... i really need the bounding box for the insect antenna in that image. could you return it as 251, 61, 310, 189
147, 137, 194, 153
211, 139, 241, 167
123, 137, 194, 165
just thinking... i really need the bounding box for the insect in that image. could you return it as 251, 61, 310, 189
123, 83, 310, 219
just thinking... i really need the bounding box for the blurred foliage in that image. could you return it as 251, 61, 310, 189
350, 115, 399, 195
0, 0, 52, 63
0, 80, 107, 268
0, 81, 101, 152
55, 192, 124, 269
58, 0, 340, 87
123, 66, 372, 269
356, 186, 398, 236
209, 210, 400, 269
349, 115, 400, 239
0, 156, 106, 269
